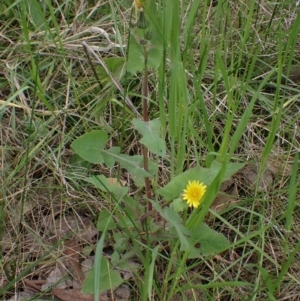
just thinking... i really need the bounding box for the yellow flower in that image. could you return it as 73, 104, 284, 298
182, 180, 207, 208
134, 0, 143, 9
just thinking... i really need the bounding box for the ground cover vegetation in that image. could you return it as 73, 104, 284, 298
1, 0, 300, 300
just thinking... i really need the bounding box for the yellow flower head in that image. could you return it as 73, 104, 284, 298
134, 0, 143, 9
182, 180, 207, 208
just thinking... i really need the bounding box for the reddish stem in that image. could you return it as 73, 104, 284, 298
142, 47, 152, 211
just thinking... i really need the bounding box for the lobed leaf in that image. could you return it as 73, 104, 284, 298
189, 223, 230, 258
97, 208, 116, 231
157, 161, 244, 201
71, 130, 108, 164
82, 257, 123, 294
132, 118, 166, 157
84, 175, 128, 199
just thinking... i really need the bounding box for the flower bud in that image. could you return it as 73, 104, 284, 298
136, 11, 149, 29
144, 31, 153, 40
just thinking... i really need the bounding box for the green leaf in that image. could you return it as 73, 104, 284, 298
170, 198, 188, 213
189, 223, 230, 258
97, 57, 125, 80
97, 208, 116, 231
126, 31, 163, 73
132, 118, 166, 157
126, 34, 145, 74
71, 130, 108, 164
157, 161, 244, 201
104, 153, 152, 178
102, 147, 120, 168
84, 175, 128, 198
163, 208, 191, 251
120, 196, 144, 229
110, 251, 120, 266
72, 131, 153, 178
126, 5, 163, 74
69, 154, 92, 171
82, 257, 123, 294
120, 207, 138, 229
28, 0, 47, 31
113, 233, 129, 254
130, 156, 158, 187
151, 201, 190, 251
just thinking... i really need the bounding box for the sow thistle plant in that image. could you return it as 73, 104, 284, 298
70, 1, 245, 300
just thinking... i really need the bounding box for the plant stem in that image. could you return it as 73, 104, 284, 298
142, 46, 152, 211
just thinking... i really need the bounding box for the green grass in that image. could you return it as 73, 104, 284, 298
1, 0, 300, 300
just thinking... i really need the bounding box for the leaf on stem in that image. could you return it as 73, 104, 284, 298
132, 118, 166, 157
82, 257, 123, 294
71, 130, 108, 164
157, 161, 244, 201
189, 223, 230, 258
